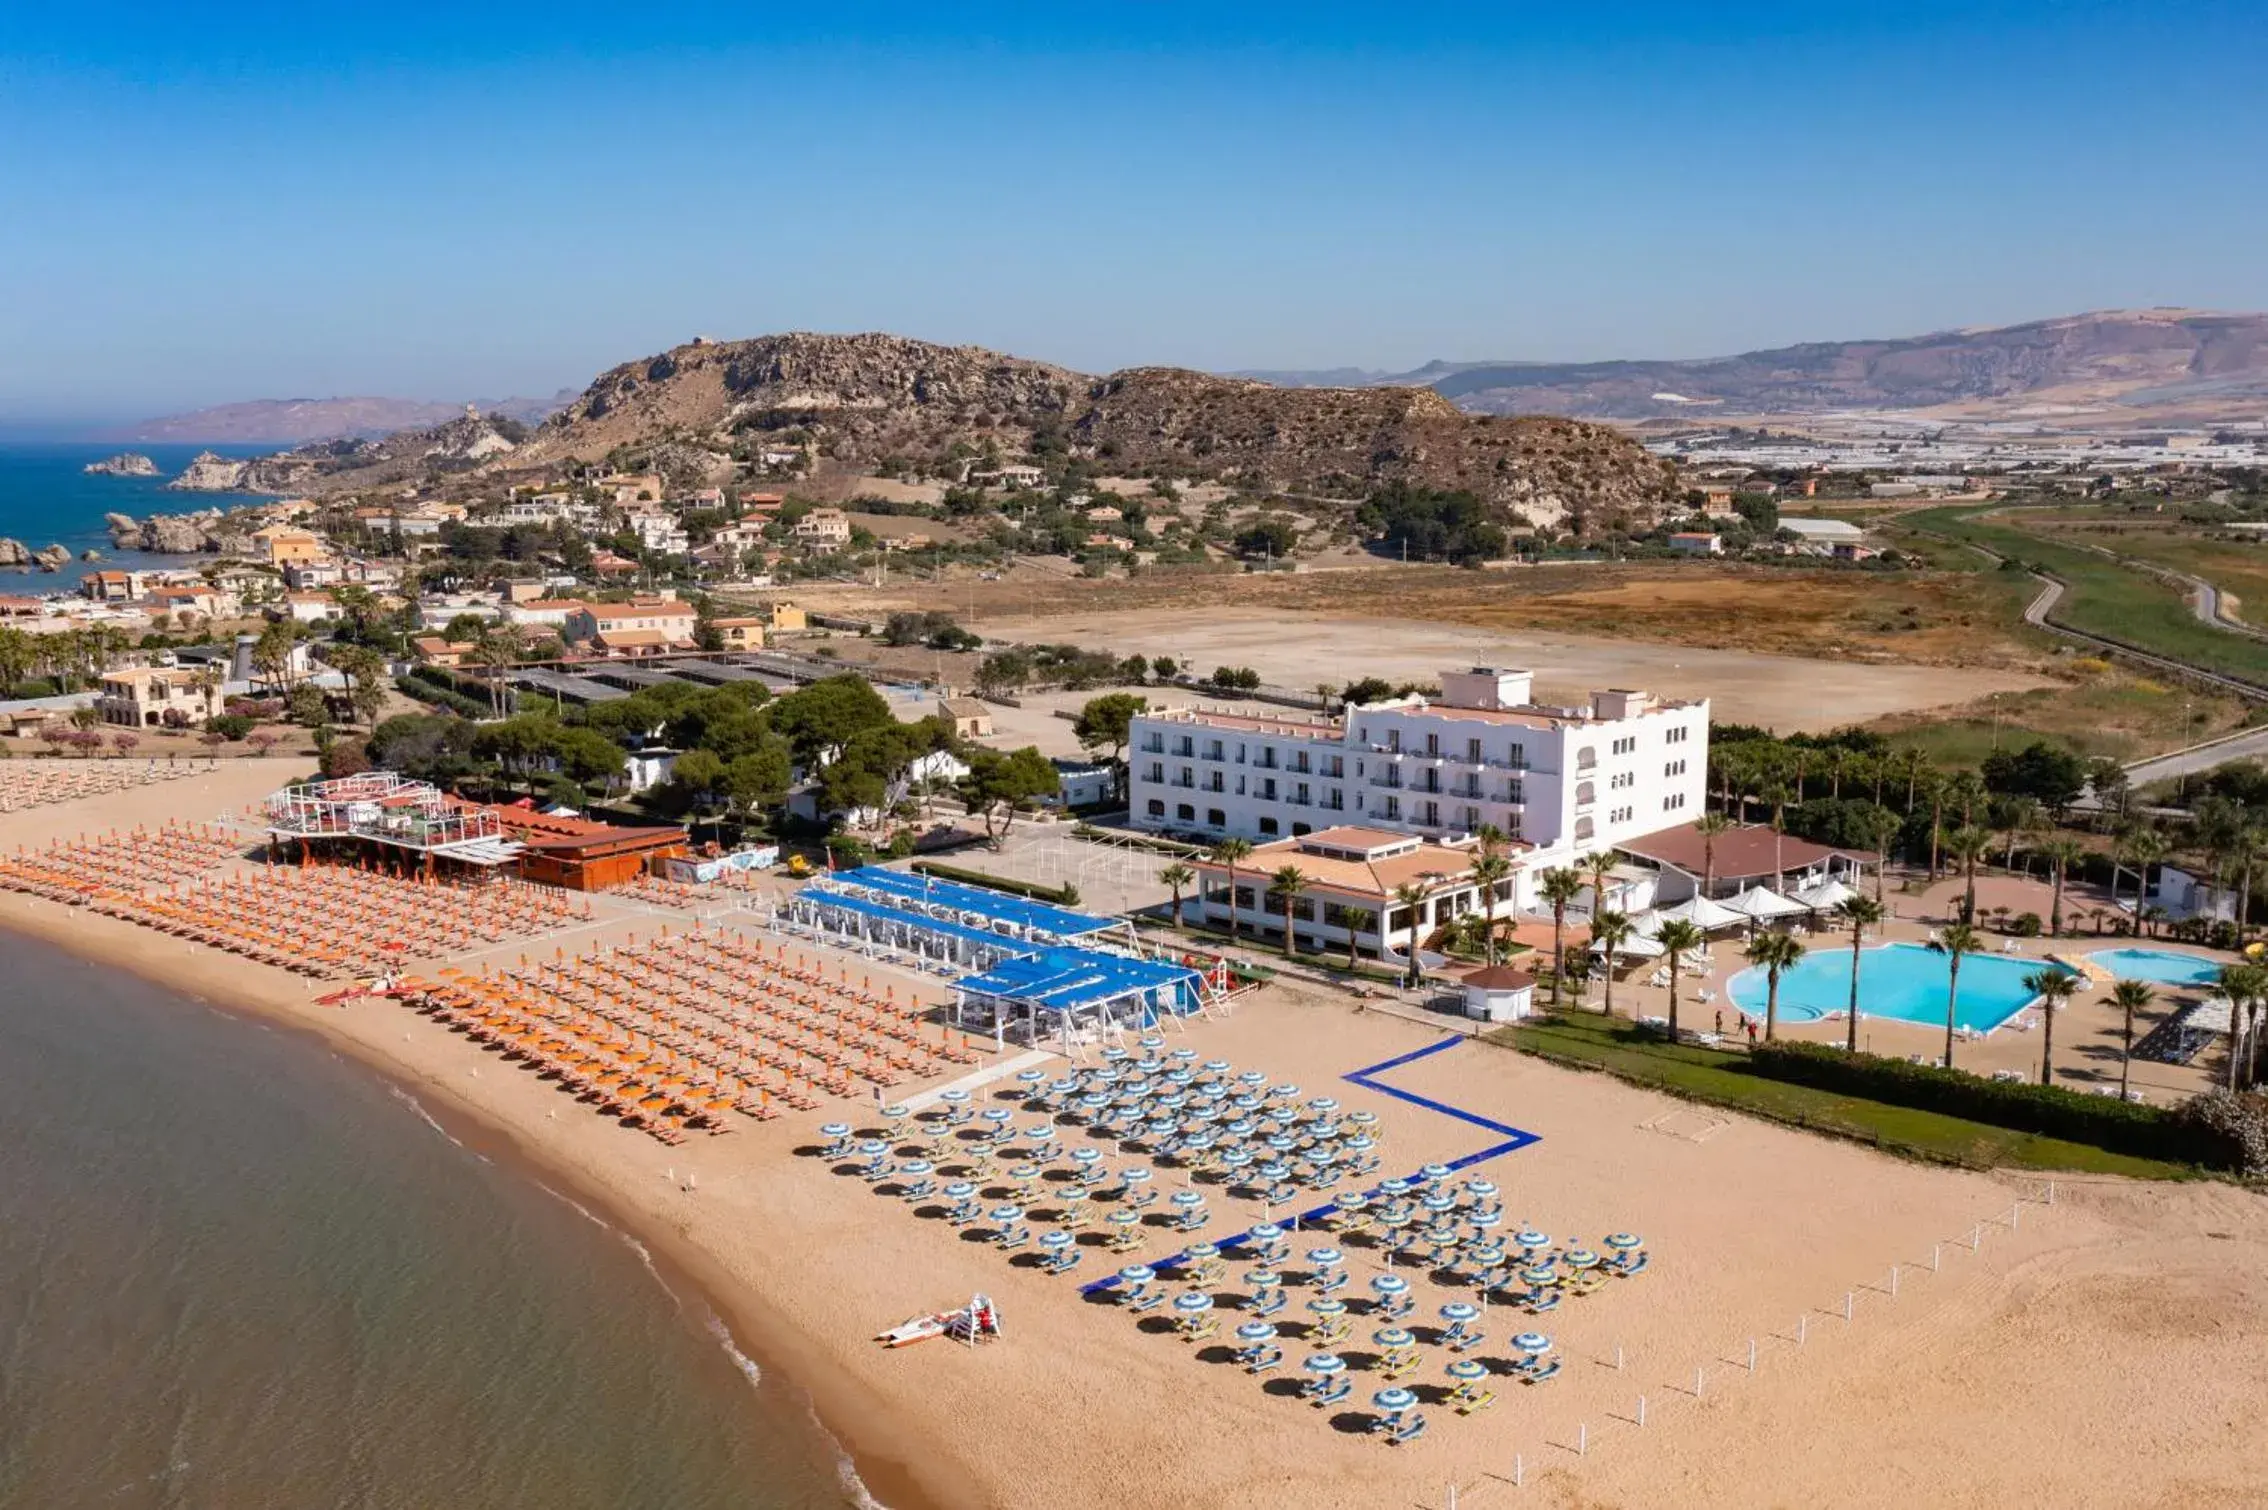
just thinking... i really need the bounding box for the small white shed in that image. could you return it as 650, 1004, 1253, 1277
1459, 965, 1538, 1023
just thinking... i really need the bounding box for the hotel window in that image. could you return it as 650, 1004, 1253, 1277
1258, 817, 1280, 836
1382, 795, 1400, 820
1666, 726, 1689, 745
1145, 763, 1163, 783
1424, 732, 1439, 756
1663, 792, 1687, 812
1420, 800, 1439, 827
1325, 755, 1344, 778
1292, 821, 1313, 837
1466, 737, 1483, 762
1612, 736, 1637, 756
1324, 789, 1345, 811
1664, 759, 1686, 777
1508, 741, 1526, 767
1460, 805, 1480, 829
1611, 772, 1634, 790
1206, 808, 1226, 828
1610, 805, 1634, 824
1177, 803, 1195, 821
1146, 799, 1165, 816
1386, 729, 1401, 753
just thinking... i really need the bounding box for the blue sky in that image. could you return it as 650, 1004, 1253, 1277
4, 2, 2265, 422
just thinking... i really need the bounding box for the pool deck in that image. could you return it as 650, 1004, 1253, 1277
1582, 870, 2235, 1105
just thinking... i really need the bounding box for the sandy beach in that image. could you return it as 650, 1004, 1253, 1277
5, 761, 2266, 1510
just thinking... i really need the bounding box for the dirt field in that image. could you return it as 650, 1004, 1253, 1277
952, 605, 2046, 733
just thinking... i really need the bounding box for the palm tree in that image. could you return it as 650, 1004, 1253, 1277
1158, 862, 1195, 927
1269, 865, 1310, 959
2039, 836, 2085, 936
2214, 963, 2266, 1092
2231, 820, 2267, 944
1391, 881, 1434, 988
1583, 849, 1618, 918
1927, 922, 1983, 1070
2024, 968, 2082, 1086
1998, 797, 2042, 873
2115, 827, 2168, 930
1836, 895, 1885, 1053
1655, 919, 1706, 1041
1469, 852, 1511, 965
1862, 805, 1900, 905
1590, 909, 1633, 1018
1693, 811, 1733, 898
1539, 866, 1584, 1006
2109, 979, 2153, 1101
1945, 827, 1992, 924
1209, 838, 1253, 941
1745, 930, 1806, 1042
1762, 780, 1793, 890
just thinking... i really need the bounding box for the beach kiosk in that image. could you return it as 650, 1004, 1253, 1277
1457, 965, 1537, 1024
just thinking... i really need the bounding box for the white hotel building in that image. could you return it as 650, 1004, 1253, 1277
1128, 668, 1708, 906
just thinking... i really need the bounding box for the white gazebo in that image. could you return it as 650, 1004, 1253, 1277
1658, 893, 1747, 932
1724, 885, 1808, 923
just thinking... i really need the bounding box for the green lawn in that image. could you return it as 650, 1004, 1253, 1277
1487, 1012, 2196, 1179
1890, 505, 2268, 687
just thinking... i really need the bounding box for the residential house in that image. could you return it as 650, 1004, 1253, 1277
709, 616, 766, 650
251, 525, 326, 565
1668, 532, 1723, 556
79, 570, 141, 602
937, 698, 993, 739
589, 551, 640, 578
96, 666, 226, 728
504, 598, 589, 632
411, 636, 475, 669
279, 591, 339, 624
791, 508, 852, 552
142, 584, 229, 623
564, 599, 699, 646
284, 557, 345, 589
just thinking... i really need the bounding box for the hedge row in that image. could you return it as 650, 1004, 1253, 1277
909, 860, 1079, 906
1744, 1039, 2234, 1168
394, 675, 494, 721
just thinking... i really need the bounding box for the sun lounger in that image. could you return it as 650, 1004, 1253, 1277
1513, 1356, 1562, 1385
1249, 1288, 1288, 1319
1385, 1412, 1428, 1445
1181, 1316, 1218, 1344
1127, 1287, 1165, 1314
1307, 1376, 1351, 1409
1443, 1327, 1486, 1353
1607, 1251, 1649, 1277
1039, 1247, 1081, 1277
996, 1226, 1030, 1252
1451, 1385, 1496, 1415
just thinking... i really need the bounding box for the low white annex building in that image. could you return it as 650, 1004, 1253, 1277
1128, 667, 1708, 905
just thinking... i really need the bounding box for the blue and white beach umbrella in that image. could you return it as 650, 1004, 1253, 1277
1440, 1302, 1479, 1326
1469, 1209, 1504, 1232
1563, 1248, 1600, 1269
1039, 1230, 1074, 1252
1335, 1193, 1370, 1214
944, 1181, 976, 1200
1464, 1178, 1498, 1201
1116, 1264, 1154, 1287
1520, 1265, 1558, 1287
1258, 1162, 1293, 1184
856, 1139, 889, 1158
1515, 1229, 1551, 1251
1219, 1148, 1253, 1170
1016, 1068, 1048, 1087
899, 1159, 934, 1178
1512, 1332, 1552, 1355
1307, 1297, 1348, 1318
1107, 1210, 1140, 1231
1173, 1290, 1214, 1316
1121, 1167, 1153, 1187
820, 1122, 852, 1140
1070, 1146, 1102, 1166
1138, 1033, 1165, 1051
1183, 1241, 1220, 1263
989, 1204, 1025, 1225
1305, 1247, 1345, 1269
1369, 1273, 1410, 1299
1303, 1352, 1347, 1377
1380, 1177, 1413, 1198
1419, 1162, 1452, 1185
1422, 1192, 1458, 1214
1306, 1096, 1340, 1116
1372, 1387, 1418, 1414
1203, 1059, 1233, 1076
1372, 1326, 1415, 1349
881, 1103, 910, 1121
1244, 1268, 1281, 1290
1270, 1083, 1300, 1101
1247, 1221, 1285, 1246
1235, 1320, 1278, 1343
981, 1108, 1015, 1128
1603, 1232, 1643, 1251
1024, 1124, 1057, 1143
1171, 1047, 1199, 1064
1170, 1190, 1207, 1210
1237, 1069, 1269, 1087
1445, 1358, 1489, 1383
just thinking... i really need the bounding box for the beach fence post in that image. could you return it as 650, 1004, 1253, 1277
1514, 1453, 1523, 1487
1887, 1264, 1897, 1297
1796, 1314, 1806, 1345
2010, 1202, 2021, 1232
1637, 1394, 1647, 1426
2046, 1180, 2056, 1206
1970, 1223, 1982, 1252
1930, 1243, 1941, 1273
1694, 1366, 1704, 1398
1614, 1343, 1624, 1371
1578, 1422, 1587, 1456
1842, 1291, 1854, 1322
1448, 1484, 1457, 1510
1747, 1338, 1757, 1373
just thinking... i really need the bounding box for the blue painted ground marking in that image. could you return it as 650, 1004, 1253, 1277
1078, 1031, 1542, 1294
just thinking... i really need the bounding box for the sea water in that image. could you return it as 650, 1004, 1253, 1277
0, 930, 865, 1508
0, 441, 270, 594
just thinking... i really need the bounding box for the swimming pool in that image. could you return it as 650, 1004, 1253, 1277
2084, 948, 2226, 988
1727, 942, 2064, 1034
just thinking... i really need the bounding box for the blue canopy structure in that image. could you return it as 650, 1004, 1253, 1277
781, 886, 1035, 972
952, 947, 1205, 1052
829, 866, 1121, 945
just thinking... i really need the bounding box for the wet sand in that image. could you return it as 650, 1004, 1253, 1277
6, 762, 2267, 1509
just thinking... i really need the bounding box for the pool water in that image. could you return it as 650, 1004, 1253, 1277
2085, 947, 2226, 987
1727, 942, 2065, 1034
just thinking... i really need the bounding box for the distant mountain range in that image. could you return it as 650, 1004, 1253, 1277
1235, 309, 2268, 424
115, 391, 576, 445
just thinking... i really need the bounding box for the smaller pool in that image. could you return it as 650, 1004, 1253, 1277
2085, 948, 2226, 988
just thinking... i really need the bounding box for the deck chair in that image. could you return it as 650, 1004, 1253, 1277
1452, 1385, 1496, 1416
1126, 1286, 1165, 1314
1040, 1247, 1082, 1277
1515, 1356, 1563, 1385
1384, 1412, 1428, 1445
1249, 1288, 1288, 1319
1243, 1345, 1284, 1375
1307, 1376, 1351, 1409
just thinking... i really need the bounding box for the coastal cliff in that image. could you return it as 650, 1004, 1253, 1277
164, 450, 314, 494
105, 510, 224, 553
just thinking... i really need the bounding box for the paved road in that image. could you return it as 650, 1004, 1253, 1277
2121, 726, 2268, 786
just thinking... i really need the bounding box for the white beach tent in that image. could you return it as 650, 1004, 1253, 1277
1592, 931, 1666, 960
1657, 894, 1747, 932
1793, 876, 1860, 913
1723, 885, 1808, 922
1624, 909, 1667, 939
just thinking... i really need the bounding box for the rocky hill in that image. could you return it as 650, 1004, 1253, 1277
507, 332, 1677, 525
1246, 309, 2268, 423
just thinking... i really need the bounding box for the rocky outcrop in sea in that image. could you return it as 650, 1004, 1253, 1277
84, 452, 159, 477
105, 510, 228, 554
0, 539, 30, 567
